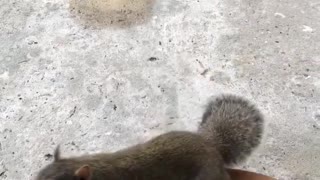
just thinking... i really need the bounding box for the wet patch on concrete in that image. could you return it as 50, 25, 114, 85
69, 0, 156, 28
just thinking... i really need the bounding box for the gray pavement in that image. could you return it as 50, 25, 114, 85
0, 0, 319, 179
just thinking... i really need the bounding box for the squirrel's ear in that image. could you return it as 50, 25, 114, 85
54, 145, 60, 161
75, 165, 92, 180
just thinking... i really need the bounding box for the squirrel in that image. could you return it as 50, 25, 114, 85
35, 94, 264, 180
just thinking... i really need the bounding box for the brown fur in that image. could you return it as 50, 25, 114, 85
36, 94, 264, 180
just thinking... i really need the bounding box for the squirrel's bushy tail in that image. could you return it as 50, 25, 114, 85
198, 94, 264, 165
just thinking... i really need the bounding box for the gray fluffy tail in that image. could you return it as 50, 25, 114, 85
198, 94, 264, 165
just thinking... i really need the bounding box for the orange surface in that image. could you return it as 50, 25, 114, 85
228, 169, 275, 180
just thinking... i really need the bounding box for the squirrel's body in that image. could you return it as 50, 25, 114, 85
36, 94, 264, 180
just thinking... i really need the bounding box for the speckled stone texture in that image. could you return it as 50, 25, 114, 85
0, 0, 319, 180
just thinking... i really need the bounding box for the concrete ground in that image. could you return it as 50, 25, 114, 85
0, 0, 319, 179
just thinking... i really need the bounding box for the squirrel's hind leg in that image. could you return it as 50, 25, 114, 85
195, 159, 230, 180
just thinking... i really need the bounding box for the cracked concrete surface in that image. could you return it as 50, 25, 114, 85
0, 0, 319, 179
